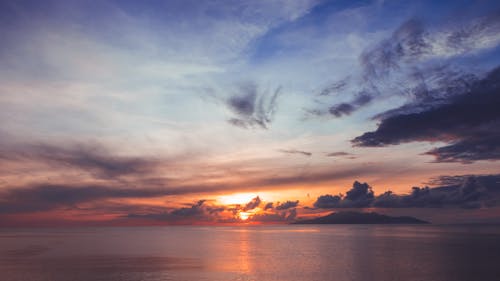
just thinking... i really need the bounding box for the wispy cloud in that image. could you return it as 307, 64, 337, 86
326, 152, 356, 159
226, 83, 282, 129
279, 149, 312, 157
0, 142, 159, 179
311, 12, 500, 118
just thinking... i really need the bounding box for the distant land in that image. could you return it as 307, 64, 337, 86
293, 211, 429, 224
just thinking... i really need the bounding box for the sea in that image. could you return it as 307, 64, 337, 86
1, 225, 500, 281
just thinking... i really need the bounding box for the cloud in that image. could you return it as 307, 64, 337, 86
328, 103, 355, 118
440, 11, 500, 56
370, 65, 478, 120
314, 181, 374, 208
344, 181, 374, 205
428, 174, 500, 187
312, 12, 500, 118
352, 66, 500, 163
0, 139, 401, 215
278, 149, 312, 156
372, 177, 487, 209
327, 93, 373, 118
326, 152, 350, 157
361, 19, 429, 80
318, 77, 350, 96
243, 196, 261, 211
126, 196, 299, 224
0, 180, 301, 216
226, 83, 282, 129
0, 142, 158, 179
314, 175, 500, 210
170, 200, 207, 217
127, 199, 235, 223
248, 208, 297, 222
424, 136, 500, 163
286, 208, 297, 220
325, 151, 356, 159
359, 13, 500, 82
248, 212, 287, 222
311, 19, 429, 118
0, 184, 178, 214
0, 176, 300, 223
313, 194, 341, 208
275, 200, 299, 210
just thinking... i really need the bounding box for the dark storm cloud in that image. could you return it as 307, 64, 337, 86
0, 142, 158, 179
278, 149, 312, 157
226, 83, 282, 129
243, 196, 261, 211
275, 200, 299, 210
314, 175, 500, 210
352, 67, 500, 162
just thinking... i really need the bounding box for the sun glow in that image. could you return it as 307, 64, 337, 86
218, 193, 258, 205
239, 212, 251, 221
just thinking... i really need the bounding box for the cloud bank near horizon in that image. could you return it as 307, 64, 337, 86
1, 174, 499, 225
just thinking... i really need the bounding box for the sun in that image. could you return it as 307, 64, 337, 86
238, 212, 251, 221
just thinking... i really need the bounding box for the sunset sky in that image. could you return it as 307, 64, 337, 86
1, 0, 500, 226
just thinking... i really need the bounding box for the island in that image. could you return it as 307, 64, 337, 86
293, 211, 429, 224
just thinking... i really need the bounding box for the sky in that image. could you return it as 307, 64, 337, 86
1, 0, 500, 226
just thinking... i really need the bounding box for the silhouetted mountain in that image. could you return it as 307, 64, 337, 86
293, 211, 429, 224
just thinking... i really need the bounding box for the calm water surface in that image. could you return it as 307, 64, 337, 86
1, 225, 500, 281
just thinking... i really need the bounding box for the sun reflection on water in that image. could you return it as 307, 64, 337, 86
237, 228, 251, 274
